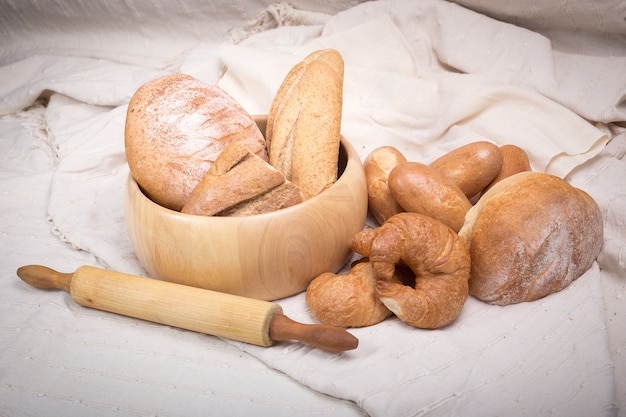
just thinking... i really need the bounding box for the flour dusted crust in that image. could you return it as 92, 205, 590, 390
266, 49, 344, 199
125, 74, 267, 211
459, 171, 603, 305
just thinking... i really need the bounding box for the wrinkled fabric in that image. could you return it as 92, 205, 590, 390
1, 1, 624, 416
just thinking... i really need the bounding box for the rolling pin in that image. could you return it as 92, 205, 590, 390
16, 265, 358, 353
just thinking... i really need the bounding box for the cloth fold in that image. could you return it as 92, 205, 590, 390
218, 14, 607, 179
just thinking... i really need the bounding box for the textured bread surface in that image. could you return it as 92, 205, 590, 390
459, 171, 603, 305
125, 73, 267, 211
219, 181, 304, 216
483, 144, 531, 193
266, 49, 344, 199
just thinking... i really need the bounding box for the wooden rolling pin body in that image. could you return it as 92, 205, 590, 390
17, 265, 358, 352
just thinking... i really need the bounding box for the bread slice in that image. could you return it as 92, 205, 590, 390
219, 181, 304, 216
181, 141, 303, 216
266, 49, 344, 199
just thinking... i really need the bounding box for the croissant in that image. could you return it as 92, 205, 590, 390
306, 261, 394, 328
351, 212, 471, 329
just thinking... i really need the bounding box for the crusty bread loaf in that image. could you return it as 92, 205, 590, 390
181, 140, 303, 216
125, 74, 267, 211
387, 162, 472, 232
266, 49, 344, 199
363, 146, 407, 225
459, 171, 603, 305
429, 141, 503, 200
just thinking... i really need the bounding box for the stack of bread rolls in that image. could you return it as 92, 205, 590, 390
124, 49, 344, 216
306, 139, 603, 329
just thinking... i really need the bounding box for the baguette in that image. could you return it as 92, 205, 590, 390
266, 49, 344, 199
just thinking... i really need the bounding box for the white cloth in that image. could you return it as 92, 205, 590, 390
1, 0, 625, 416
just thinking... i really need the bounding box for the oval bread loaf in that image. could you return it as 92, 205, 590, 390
363, 146, 407, 225
388, 162, 472, 232
429, 141, 503, 200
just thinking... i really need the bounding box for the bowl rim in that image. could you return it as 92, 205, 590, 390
127, 136, 362, 222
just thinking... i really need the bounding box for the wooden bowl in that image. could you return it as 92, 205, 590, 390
124, 122, 367, 301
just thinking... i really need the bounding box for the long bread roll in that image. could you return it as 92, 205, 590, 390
266, 49, 344, 199
363, 146, 407, 225
388, 162, 472, 232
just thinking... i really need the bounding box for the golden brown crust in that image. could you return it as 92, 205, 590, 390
459, 171, 603, 305
387, 162, 472, 232
125, 74, 267, 211
363, 146, 407, 225
306, 262, 393, 328
483, 144, 532, 193
351, 212, 471, 329
429, 141, 503, 200
266, 49, 344, 199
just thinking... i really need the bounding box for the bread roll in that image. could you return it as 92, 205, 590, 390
266, 49, 344, 199
387, 162, 472, 232
459, 171, 603, 305
363, 146, 407, 225
483, 144, 531, 193
125, 74, 267, 211
429, 141, 503, 199
306, 261, 393, 328
351, 212, 470, 329
181, 140, 303, 216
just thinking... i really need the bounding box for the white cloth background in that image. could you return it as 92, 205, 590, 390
1, 1, 625, 416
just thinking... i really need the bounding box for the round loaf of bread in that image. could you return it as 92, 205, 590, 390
459, 171, 603, 305
125, 74, 267, 211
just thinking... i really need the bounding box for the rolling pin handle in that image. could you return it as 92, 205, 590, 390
16, 265, 72, 293
269, 314, 358, 353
